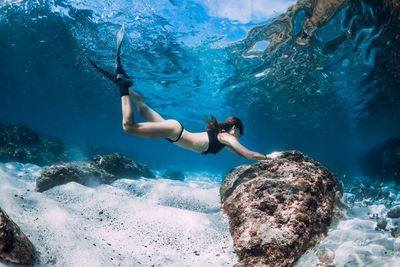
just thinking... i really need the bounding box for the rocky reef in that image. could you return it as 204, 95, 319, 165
295, 180, 400, 265
220, 150, 344, 267
360, 137, 400, 182
0, 121, 101, 166
91, 153, 154, 179
36, 153, 155, 192
345, 181, 400, 238
0, 208, 34, 265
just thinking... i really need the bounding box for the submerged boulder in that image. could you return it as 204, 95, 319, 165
36, 153, 154, 192
36, 162, 114, 192
360, 137, 400, 182
390, 226, 400, 238
92, 153, 155, 179
387, 206, 400, 219
0, 122, 63, 165
0, 208, 34, 264
376, 217, 388, 231
221, 150, 344, 267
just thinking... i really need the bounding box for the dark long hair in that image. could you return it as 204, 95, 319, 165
205, 115, 244, 135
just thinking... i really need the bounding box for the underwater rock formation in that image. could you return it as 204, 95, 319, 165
36, 162, 114, 192
390, 226, 400, 238
387, 206, 400, 219
346, 182, 391, 204
0, 208, 34, 265
0, 122, 65, 166
343, 181, 400, 237
376, 216, 387, 230
162, 169, 185, 181
92, 153, 155, 179
360, 137, 400, 182
36, 153, 154, 192
220, 150, 344, 267
0, 121, 100, 166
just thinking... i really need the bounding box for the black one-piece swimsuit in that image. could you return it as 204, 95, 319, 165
202, 130, 225, 155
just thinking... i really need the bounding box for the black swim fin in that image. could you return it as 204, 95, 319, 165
86, 25, 132, 94
114, 25, 130, 79
114, 25, 133, 90
85, 56, 117, 83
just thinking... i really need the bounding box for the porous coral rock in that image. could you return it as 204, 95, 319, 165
0, 208, 34, 264
36, 153, 154, 192
221, 150, 344, 267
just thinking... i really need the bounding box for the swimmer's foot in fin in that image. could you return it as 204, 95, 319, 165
114, 25, 132, 96
86, 25, 132, 97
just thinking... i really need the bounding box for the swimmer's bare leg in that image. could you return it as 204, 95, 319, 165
128, 89, 164, 122
121, 94, 135, 129
87, 26, 181, 139
121, 89, 181, 139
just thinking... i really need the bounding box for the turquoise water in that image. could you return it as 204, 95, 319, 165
1, 1, 400, 266
1, 0, 398, 174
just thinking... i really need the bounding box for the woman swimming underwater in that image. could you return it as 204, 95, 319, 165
87, 27, 267, 160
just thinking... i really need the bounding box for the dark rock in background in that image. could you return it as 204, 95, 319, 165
360, 137, 400, 182
92, 153, 155, 179
0, 121, 103, 166
346, 182, 391, 204
36, 162, 114, 192
387, 206, 400, 218
162, 169, 185, 181
0, 208, 34, 265
36, 153, 155, 192
390, 226, 400, 238
376, 217, 387, 230
220, 150, 344, 267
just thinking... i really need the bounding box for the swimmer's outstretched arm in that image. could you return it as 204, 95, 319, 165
218, 133, 267, 160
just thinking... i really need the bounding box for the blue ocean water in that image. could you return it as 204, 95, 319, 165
1, 0, 271, 172
1, 1, 400, 266
2, 0, 397, 174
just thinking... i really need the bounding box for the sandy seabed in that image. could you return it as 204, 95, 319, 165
0, 162, 237, 266
1, 162, 400, 266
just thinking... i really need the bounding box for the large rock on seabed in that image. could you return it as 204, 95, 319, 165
220, 151, 344, 267
36, 153, 155, 192
0, 208, 34, 264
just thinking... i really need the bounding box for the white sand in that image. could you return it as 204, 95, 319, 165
0, 162, 237, 266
